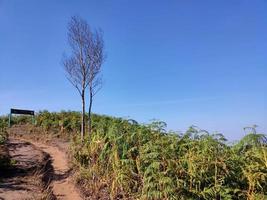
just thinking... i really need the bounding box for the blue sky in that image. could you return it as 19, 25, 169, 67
0, 0, 266, 141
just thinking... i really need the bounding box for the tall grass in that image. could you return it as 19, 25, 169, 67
1, 111, 267, 199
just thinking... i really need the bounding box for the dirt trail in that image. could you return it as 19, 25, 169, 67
0, 139, 50, 200
32, 141, 82, 200
0, 138, 82, 200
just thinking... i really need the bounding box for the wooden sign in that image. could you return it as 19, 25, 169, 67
10, 108, 34, 115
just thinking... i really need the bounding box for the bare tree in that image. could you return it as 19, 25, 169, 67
87, 30, 104, 136
63, 16, 92, 141
63, 16, 105, 140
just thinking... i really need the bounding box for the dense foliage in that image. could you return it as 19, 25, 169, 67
0, 116, 9, 170
1, 111, 267, 199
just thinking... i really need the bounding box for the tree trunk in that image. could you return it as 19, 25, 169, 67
81, 90, 85, 141
88, 89, 93, 137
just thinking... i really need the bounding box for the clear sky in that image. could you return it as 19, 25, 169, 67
0, 0, 266, 141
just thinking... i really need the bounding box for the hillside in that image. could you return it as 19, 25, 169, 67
0, 111, 266, 199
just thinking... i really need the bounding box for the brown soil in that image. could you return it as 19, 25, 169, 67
0, 134, 82, 199
0, 139, 53, 200
29, 140, 82, 200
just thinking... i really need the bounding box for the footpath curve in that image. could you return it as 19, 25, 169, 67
0, 137, 82, 200
31, 140, 82, 200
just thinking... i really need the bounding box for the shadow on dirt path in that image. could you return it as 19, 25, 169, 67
0, 138, 82, 200
0, 139, 53, 200
32, 141, 82, 200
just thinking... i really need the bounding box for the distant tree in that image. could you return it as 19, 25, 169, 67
63, 16, 105, 140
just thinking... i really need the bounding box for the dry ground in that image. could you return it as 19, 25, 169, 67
0, 139, 53, 200
0, 126, 82, 200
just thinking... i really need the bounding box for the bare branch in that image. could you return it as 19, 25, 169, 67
62, 15, 105, 138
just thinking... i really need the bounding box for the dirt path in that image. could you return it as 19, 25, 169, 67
0, 139, 82, 200
32, 141, 82, 200
0, 139, 51, 200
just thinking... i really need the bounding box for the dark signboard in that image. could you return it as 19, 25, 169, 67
11, 108, 34, 115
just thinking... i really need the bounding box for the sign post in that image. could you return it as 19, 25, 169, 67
8, 113, 11, 128
9, 108, 35, 127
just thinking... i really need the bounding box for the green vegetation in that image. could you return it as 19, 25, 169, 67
1, 111, 267, 199
0, 117, 10, 170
